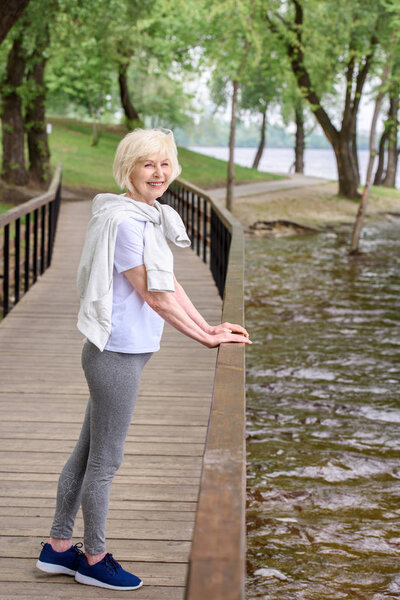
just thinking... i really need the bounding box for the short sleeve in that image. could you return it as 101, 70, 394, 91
114, 217, 145, 273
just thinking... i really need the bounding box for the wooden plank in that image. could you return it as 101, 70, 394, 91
0, 481, 199, 502
0, 439, 205, 456
0, 473, 200, 487
0, 496, 197, 512
0, 557, 187, 586
0, 507, 196, 523
0, 582, 185, 600
0, 516, 194, 541
0, 537, 191, 563
0, 452, 203, 473
0, 422, 207, 440
0, 411, 211, 427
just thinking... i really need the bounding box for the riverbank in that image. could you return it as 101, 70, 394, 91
225, 180, 400, 234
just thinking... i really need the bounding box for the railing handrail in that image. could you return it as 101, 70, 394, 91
1, 164, 62, 318
0, 164, 62, 229
176, 180, 246, 600
176, 177, 235, 233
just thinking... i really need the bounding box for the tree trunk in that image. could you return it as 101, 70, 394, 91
350, 58, 393, 254
25, 24, 50, 186
335, 136, 360, 198
252, 108, 266, 169
294, 105, 305, 173
118, 64, 142, 130
383, 89, 399, 187
351, 122, 360, 186
227, 79, 239, 211
91, 119, 100, 146
1, 35, 28, 186
0, 0, 30, 44
373, 127, 389, 185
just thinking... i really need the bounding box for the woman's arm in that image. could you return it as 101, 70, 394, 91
173, 275, 249, 337
173, 275, 213, 334
123, 265, 251, 348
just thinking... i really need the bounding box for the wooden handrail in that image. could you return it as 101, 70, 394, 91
176, 177, 234, 231
1, 164, 62, 318
0, 163, 62, 229
183, 184, 246, 600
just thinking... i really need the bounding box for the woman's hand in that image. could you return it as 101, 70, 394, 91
208, 322, 249, 337
205, 329, 252, 348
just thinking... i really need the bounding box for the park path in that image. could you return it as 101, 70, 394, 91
209, 172, 328, 201
0, 198, 221, 599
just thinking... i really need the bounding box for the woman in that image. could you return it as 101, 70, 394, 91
36, 128, 251, 591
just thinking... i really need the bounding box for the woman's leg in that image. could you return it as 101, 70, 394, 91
49, 396, 92, 546
79, 341, 152, 557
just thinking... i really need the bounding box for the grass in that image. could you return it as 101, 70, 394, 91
46, 116, 284, 191
369, 184, 400, 200
48, 116, 122, 192
176, 146, 284, 189
0, 203, 12, 215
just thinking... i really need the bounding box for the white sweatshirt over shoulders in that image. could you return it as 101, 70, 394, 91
76, 193, 191, 351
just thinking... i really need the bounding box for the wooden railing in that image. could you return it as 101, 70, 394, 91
162, 179, 246, 600
0, 164, 62, 318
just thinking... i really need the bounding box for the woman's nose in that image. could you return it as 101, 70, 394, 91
153, 165, 163, 178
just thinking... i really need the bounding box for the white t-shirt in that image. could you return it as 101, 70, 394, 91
104, 216, 165, 353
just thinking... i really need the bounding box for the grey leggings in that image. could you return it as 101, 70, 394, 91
50, 340, 152, 554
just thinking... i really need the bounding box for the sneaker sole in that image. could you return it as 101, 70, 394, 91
36, 559, 76, 576
75, 571, 143, 590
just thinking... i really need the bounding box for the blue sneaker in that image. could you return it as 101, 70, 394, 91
75, 553, 143, 590
36, 541, 83, 575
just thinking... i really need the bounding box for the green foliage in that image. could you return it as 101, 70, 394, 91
42, 0, 199, 129
127, 54, 194, 128
267, 0, 399, 115
45, 0, 121, 124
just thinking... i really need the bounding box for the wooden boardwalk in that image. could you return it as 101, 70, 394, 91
0, 199, 221, 599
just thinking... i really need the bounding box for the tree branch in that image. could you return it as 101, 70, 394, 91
284, 0, 339, 144
351, 35, 378, 125
0, 0, 31, 45
344, 54, 355, 120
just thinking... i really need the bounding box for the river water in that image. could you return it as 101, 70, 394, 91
189, 146, 400, 188
245, 222, 400, 599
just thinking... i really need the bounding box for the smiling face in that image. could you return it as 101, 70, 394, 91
128, 153, 172, 205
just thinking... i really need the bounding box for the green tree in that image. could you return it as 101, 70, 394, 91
238, 35, 288, 169
0, 0, 57, 185
202, 0, 263, 210
373, 57, 400, 187
115, 0, 200, 129
1, 31, 28, 185
267, 0, 397, 198
350, 46, 396, 253
46, 0, 120, 146
350, 9, 400, 253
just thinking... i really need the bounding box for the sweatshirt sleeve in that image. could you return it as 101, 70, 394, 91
113, 217, 146, 273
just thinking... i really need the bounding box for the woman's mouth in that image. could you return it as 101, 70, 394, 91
147, 182, 164, 188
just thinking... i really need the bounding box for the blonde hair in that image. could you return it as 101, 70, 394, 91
113, 128, 181, 193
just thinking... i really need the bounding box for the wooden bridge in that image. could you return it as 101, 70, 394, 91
0, 173, 246, 599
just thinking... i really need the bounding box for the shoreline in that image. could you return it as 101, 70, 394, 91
227, 181, 400, 236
